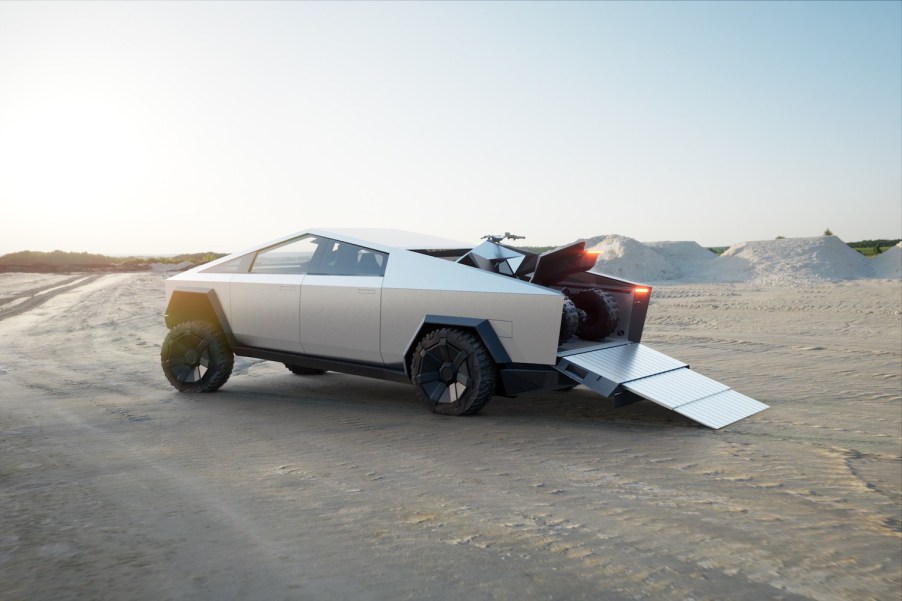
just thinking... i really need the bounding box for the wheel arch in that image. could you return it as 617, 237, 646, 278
164, 288, 234, 342
403, 315, 511, 374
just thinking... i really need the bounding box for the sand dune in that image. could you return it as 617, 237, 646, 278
588, 235, 901, 286
872, 242, 902, 279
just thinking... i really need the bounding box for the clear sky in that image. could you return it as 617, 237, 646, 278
1, 1, 900, 255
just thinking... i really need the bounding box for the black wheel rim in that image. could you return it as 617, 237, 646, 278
414, 335, 472, 405
164, 331, 211, 385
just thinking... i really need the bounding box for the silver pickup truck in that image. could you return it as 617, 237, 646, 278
160, 228, 767, 428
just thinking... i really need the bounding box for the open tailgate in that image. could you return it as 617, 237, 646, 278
555, 342, 768, 429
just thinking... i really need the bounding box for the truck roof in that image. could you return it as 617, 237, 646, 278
306, 228, 472, 251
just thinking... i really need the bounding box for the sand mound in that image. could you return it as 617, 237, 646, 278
587, 235, 898, 285
587, 235, 677, 281
645, 241, 716, 277
702, 236, 872, 285
872, 242, 902, 279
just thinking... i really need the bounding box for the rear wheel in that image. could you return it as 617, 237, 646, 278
410, 328, 496, 416
161, 320, 234, 392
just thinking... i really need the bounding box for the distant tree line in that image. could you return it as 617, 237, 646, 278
846, 239, 900, 257
0, 250, 226, 269
846, 239, 900, 250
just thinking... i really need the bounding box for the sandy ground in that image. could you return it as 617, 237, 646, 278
0, 273, 899, 601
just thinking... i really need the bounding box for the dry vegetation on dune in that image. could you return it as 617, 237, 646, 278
0, 250, 226, 273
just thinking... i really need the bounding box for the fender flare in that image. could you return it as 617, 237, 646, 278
404, 315, 512, 374
164, 288, 236, 346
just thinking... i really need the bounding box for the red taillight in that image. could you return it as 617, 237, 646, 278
634, 287, 650, 295
585, 250, 601, 257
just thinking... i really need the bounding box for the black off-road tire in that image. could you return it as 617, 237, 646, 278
161, 320, 234, 392
572, 288, 621, 341
559, 298, 581, 343
285, 364, 327, 376
410, 328, 496, 416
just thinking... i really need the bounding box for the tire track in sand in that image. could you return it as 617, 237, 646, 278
0, 274, 105, 321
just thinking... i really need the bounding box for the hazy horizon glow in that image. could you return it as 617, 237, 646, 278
1, 1, 900, 255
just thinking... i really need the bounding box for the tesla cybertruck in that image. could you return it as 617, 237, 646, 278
160, 228, 767, 428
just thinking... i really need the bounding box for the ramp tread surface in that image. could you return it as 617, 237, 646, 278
674, 389, 769, 429
555, 343, 767, 428
562, 343, 685, 383
624, 368, 730, 409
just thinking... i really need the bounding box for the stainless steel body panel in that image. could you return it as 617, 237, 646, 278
382, 244, 561, 295
300, 274, 383, 364
379, 248, 563, 366
381, 288, 562, 366
164, 273, 233, 318
230, 273, 304, 353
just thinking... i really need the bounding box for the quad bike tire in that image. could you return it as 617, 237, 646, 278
161, 320, 234, 392
410, 328, 496, 416
571, 289, 621, 341
559, 298, 581, 343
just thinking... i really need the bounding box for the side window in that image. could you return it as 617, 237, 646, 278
202, 253, 254, 274
250, 236, 320, 275
310, 240, 388, 276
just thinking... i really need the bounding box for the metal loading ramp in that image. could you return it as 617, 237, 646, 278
555, 343, 768, 429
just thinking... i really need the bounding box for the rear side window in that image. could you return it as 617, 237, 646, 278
310, 239, 387, 276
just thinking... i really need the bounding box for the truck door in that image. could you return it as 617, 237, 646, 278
229, 236, 320, 353
299, 240, 386, 364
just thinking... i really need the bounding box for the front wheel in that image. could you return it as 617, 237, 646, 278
410, 328, 496, 416
161, 320, 234, 392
